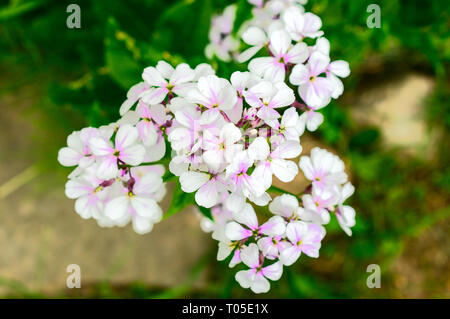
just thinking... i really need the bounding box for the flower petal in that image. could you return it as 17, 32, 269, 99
180, 171, 210, 193
105, 196, 129, 220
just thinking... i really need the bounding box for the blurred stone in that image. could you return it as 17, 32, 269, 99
351, 73, 437, 157
0, 75, 211, 296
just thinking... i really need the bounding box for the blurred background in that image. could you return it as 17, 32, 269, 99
0, 0, 449, 298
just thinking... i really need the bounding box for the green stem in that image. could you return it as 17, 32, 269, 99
268, 185, 297, 197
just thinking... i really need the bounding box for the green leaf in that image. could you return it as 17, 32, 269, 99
0, 0, 46, 21
163, 181, 195, 220
233, 0, 252, 35
104, 17, 142, 89
197, 205, 213, 220
291, 272, 336, 298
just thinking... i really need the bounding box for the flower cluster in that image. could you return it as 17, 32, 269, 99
58, 0, 355, 294
58, 122, 167, 234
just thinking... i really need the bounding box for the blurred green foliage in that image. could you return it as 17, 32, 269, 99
0, 0, 449, 298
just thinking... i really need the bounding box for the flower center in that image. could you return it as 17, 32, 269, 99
94, 186, 103, 193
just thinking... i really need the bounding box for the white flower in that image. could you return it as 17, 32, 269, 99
238, 26, 268, 63
237, 23, 283, 62
298, 109, 324, 132
335, 182, 356, 236
250, 138, 302, 188
135, 102, 159, 146
267, 106, 305, 142
64, 165, 109, 220
194, 63, 216, 81
202, 123, 243, 171
188, 75, 237, 124
249, 29, 308, 82
279, 221, 325, 265
257, 235, 290, 260
225, 203, 286, 240
269, 194, 302, 220
227, 71, 261, 123
299, 147, 347, 190
313, 37, 351, 99
282, 6, 323, 41
104, 171, 164, 234
244, 80, 295, 121
225, 151, 266, 205
289, 51, 334, 108
141, 61, 195, 104
179, 171, 226, 208
89, 124, 145, 180
169, 106, 202, 153
300, 186, 339, 224
58, 127, 104, 168
235, 243, 283, 294
119, 82, 149, 116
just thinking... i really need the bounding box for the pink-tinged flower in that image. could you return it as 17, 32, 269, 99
179, 171, 226, 208
131, 165, 167, 201
169, 107, 202, 152
235, 243, 283, 294
215, 224, 246, 268
225, 151, 266, 203
141, 104, 173, 163
167, 97, 197, 113
217, 239, 245, 268
282, 6, 324, 41
299, 147, 347, 189
237, 26, 269, 63
89, 124, 145, 180
202, 123, 243, 171
313, 38, 351, 99
249, 138, 302, 188
336, 182, 356, 236
188, 75, 237, 124
58, 127, 105, 168
141, 61, 195, 104
300, 186, 339, 224
194, 63, 216, 81
269, 194, 302, 221
279, 221, 325, 265
327, 60, 350, 99
210, 205, 243, 268
104, 171, 164, 234
289, 51, 334, 108
227, 71, 261, 123
257, 235, 291, 260
298, 109, 324, 132
64, 166, 110, 220
267, 107, 304, 142
135, 102, 159, 146
119, 82, 149, 116
249, 29, 309, 82
225, 203, 286, 241
143, 137, 166, 163
244, 81, 295, 121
